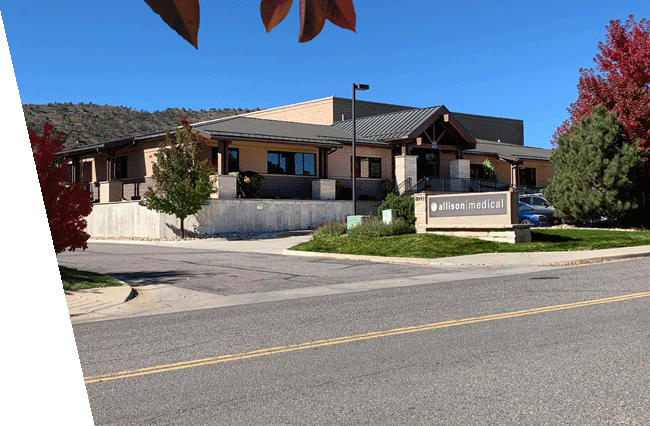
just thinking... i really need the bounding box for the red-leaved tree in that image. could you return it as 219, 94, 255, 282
554, 15, 650, 160
30, 123, 93, 254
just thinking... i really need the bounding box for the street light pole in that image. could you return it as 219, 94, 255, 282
352, 83, 369, 216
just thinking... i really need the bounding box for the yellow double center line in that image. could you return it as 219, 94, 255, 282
84, 291, 650, 384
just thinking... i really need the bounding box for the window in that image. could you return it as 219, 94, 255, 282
351, 157, 382, 179
210, 147, 240, 173
115, 156, 128, 179
267, 151, 316, 176
519, 167, 536, 187
525, 196, 548, 208
228, 148, 239, 173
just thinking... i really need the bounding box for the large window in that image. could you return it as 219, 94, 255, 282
267, 151, 316, 176
351, 157, 382, 179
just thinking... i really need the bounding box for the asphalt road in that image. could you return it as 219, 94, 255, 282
58, 242, 440, 295
69, 252, 650, 425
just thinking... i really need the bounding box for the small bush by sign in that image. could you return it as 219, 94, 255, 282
347, 217, 414, 237
312, 217, 414, 240
377, 193, 416, 226
313, 221, 347, 238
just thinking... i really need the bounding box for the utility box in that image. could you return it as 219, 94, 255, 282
382, 209, 397, 224
347, 215, 370, 230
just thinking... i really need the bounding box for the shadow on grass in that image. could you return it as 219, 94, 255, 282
530, 232, 577, 243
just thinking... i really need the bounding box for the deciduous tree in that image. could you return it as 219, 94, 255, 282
139, 117, 215, 238
30, 123, 93, 254
544, 105, 641, 224
554, 15, 650, 160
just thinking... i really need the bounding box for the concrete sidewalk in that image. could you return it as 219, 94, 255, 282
64, 231, 650, 323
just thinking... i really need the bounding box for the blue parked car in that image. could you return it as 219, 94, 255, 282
519, 201, 557, 226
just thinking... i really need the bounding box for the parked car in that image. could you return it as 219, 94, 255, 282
519, 193, 554, 211
519, 201, 560, 226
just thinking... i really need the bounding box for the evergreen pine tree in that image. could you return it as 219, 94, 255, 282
543, 105, 641, 224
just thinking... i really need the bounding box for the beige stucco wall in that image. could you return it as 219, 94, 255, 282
74, 138, 162, 182
327, 145, 392, 180
120, 142, 152, 178
466, 154, 511, 184
466, 153, 552, 188
521, 160, 553, 187
222, 140, 321, 175
244, 96, 412, 125
80, 157, 96, 182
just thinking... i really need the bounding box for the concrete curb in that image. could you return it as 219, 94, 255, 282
65, 279, 136, 323
283, 246, 650, 267
282, 249, 437, 265
65, 241, 650, 323
543, 249, 650, 267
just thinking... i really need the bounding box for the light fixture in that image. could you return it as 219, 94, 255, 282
352, 83, 370, 215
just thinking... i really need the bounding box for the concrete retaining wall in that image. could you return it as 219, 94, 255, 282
86, 199, 355, 239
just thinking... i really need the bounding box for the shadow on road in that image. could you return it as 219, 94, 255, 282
108, 270, 190, 287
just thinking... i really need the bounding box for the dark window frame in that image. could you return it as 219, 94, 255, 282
228, 148, 239, 173
115, 155, 128, 180
519, 167, 536, 187
351, 156, 382, 179
267, 151, 316, 176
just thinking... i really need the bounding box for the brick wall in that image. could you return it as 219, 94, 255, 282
244, 97, 335, 125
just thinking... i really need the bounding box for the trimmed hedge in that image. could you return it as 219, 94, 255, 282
377, 193, 416, 226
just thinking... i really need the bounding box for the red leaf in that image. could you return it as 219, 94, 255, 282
144, 0, 200, 49
261, 0, 294, 33
298, 0, 356, 43
323, 0, 356, 33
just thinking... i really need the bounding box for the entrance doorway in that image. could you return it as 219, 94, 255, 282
411, 148, 440, 181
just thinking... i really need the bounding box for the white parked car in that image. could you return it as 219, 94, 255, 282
519, 193, 554, 211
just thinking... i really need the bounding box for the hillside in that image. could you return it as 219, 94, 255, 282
22, 103, 259, 148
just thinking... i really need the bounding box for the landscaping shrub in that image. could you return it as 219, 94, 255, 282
313, 221, 347, 238
347, 217, 414, 237
236, 171, 265, 198
381, 179, 396, 197
377, 193, 416, 226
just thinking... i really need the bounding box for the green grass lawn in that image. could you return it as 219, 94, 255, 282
60, 266, 123, 292
289, 229, 650, 259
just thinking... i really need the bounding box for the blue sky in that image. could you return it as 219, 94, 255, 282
2, 1, 648, 149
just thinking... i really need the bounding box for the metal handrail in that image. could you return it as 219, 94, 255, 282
396, 177, 511, 196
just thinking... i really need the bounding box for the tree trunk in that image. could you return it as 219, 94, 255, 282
180, 218, 185, 239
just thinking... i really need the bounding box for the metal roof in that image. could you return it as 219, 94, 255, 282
467, 139, 552, 162
60, 116, 387, 156
332, 106, 444, 141
193, 116, 386, 147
